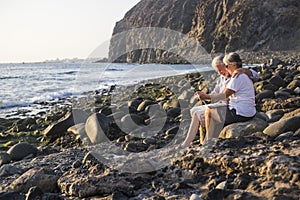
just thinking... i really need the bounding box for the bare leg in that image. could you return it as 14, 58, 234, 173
181, 112, 200, 148
205, 107, 225, 142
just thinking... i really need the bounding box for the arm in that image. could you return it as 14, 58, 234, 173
195, 88, 234, 103
233, 68, 259, 82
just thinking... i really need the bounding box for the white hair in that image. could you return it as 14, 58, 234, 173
212, 55, 224, 70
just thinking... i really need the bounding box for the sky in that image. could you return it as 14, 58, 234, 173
0, 0, 141, 63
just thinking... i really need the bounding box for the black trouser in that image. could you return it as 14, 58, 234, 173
224, 106, 254, 126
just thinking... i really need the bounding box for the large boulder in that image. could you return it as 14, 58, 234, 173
85, 113, 110, 144
263, 116, 300, 137
219, 117, 268, 139
7, 142, 38, 161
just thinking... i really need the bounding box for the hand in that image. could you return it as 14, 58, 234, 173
194, 91, 209, 100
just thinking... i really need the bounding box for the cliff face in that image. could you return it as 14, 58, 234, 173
109, 0, 300, 63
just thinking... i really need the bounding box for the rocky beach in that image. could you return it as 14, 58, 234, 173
0, 51, 299, 199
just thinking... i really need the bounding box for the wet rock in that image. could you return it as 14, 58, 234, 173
0, 152, 11, 166
8, 168, 59, 193
85, 113, 110, 144
219, 117, 268, 139
7, 142, 38, 161
263, 116, 300, 137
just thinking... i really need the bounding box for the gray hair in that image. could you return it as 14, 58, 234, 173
223, 52, 242, 68
212, 55, 224, 70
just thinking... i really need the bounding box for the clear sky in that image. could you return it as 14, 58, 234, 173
0, 0, 141, 63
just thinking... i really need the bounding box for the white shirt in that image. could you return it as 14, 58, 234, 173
226, 73, 256, 117
211, 69, 259, 94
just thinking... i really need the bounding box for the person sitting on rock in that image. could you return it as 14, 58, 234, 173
182, 53, 258, 148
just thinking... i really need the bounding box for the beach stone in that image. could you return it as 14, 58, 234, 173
7, 142, 38, 161
0, 165, 24, 177
128, 99, 143, 109
137, 100, 156, 111
43, 111, 75, 140
287, 79, 300, 90
120, 114, 144, 133
269, 75, 287, 87
263, 116, 300, 137
219, 117, 268, 139
85, 113, 110, 144
124, 142, 148, 152
280, 108, 300, 120
26, 186, 44, 200
0, 192, 25, 200
269, 58, 282, 66
0, 152, 11, 166
294, 87, 300, 95
274, 90, 291, 99
165, 126, 179, 136
256, 90, 274, 101
189, 193, 202, 200
167, 107, 181, 118
274, 131, 294, 141
8, 168, 59, 193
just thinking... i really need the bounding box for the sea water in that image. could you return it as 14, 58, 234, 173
0, 62, 212, 118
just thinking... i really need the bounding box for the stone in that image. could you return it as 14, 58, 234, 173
26, 186, 44, 200
8, 168, 59, 193
219, 117, 268, 139
0, 192, 25, 200
256, 90, 274, 101
137, 100, 156, 111
274, 90, 291, 99
7, 142, 38, 161
0, 165, 24, 177
189, 193, 202, 200
85, 113, 110, 144
120, 114, 145, 133
269, 75, 287, 87
287, 79, 300, 90
0, 152, 11, 166
43, 111, 75, 140
274, 131, 294, 141
263, 116, 300, 137
67, 123, 85, 136
167, 107, 181, 118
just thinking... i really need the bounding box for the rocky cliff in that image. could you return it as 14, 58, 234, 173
109, 0, 300, 63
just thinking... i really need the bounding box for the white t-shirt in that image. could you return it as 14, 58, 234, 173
226, 73, 256, 117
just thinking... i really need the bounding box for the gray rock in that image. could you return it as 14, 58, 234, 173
0, 165, 24, 177
269, 75, 287, 87
167, 107, 181, 118
120, 114, 144, 133
137, 100, 156, 111
85, 113, 110, 144
0, 192, 25, 200
274, 90, 291, 99
219, 117, 268, 139
7, 142, 38, 161
26, 186, 43, 200
263, 116, 300, 137
43, 111, 74, 140
0, 152, 11, 166
190, 193, 202, 200
294, 87, 300, 95
256, 90, 275, 101
274, 131, 294, 141
7, 168, 59, 193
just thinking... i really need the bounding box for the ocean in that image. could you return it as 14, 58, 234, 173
0, 62, 212, 118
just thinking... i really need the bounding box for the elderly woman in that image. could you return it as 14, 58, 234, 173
182, 52, 257, 147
